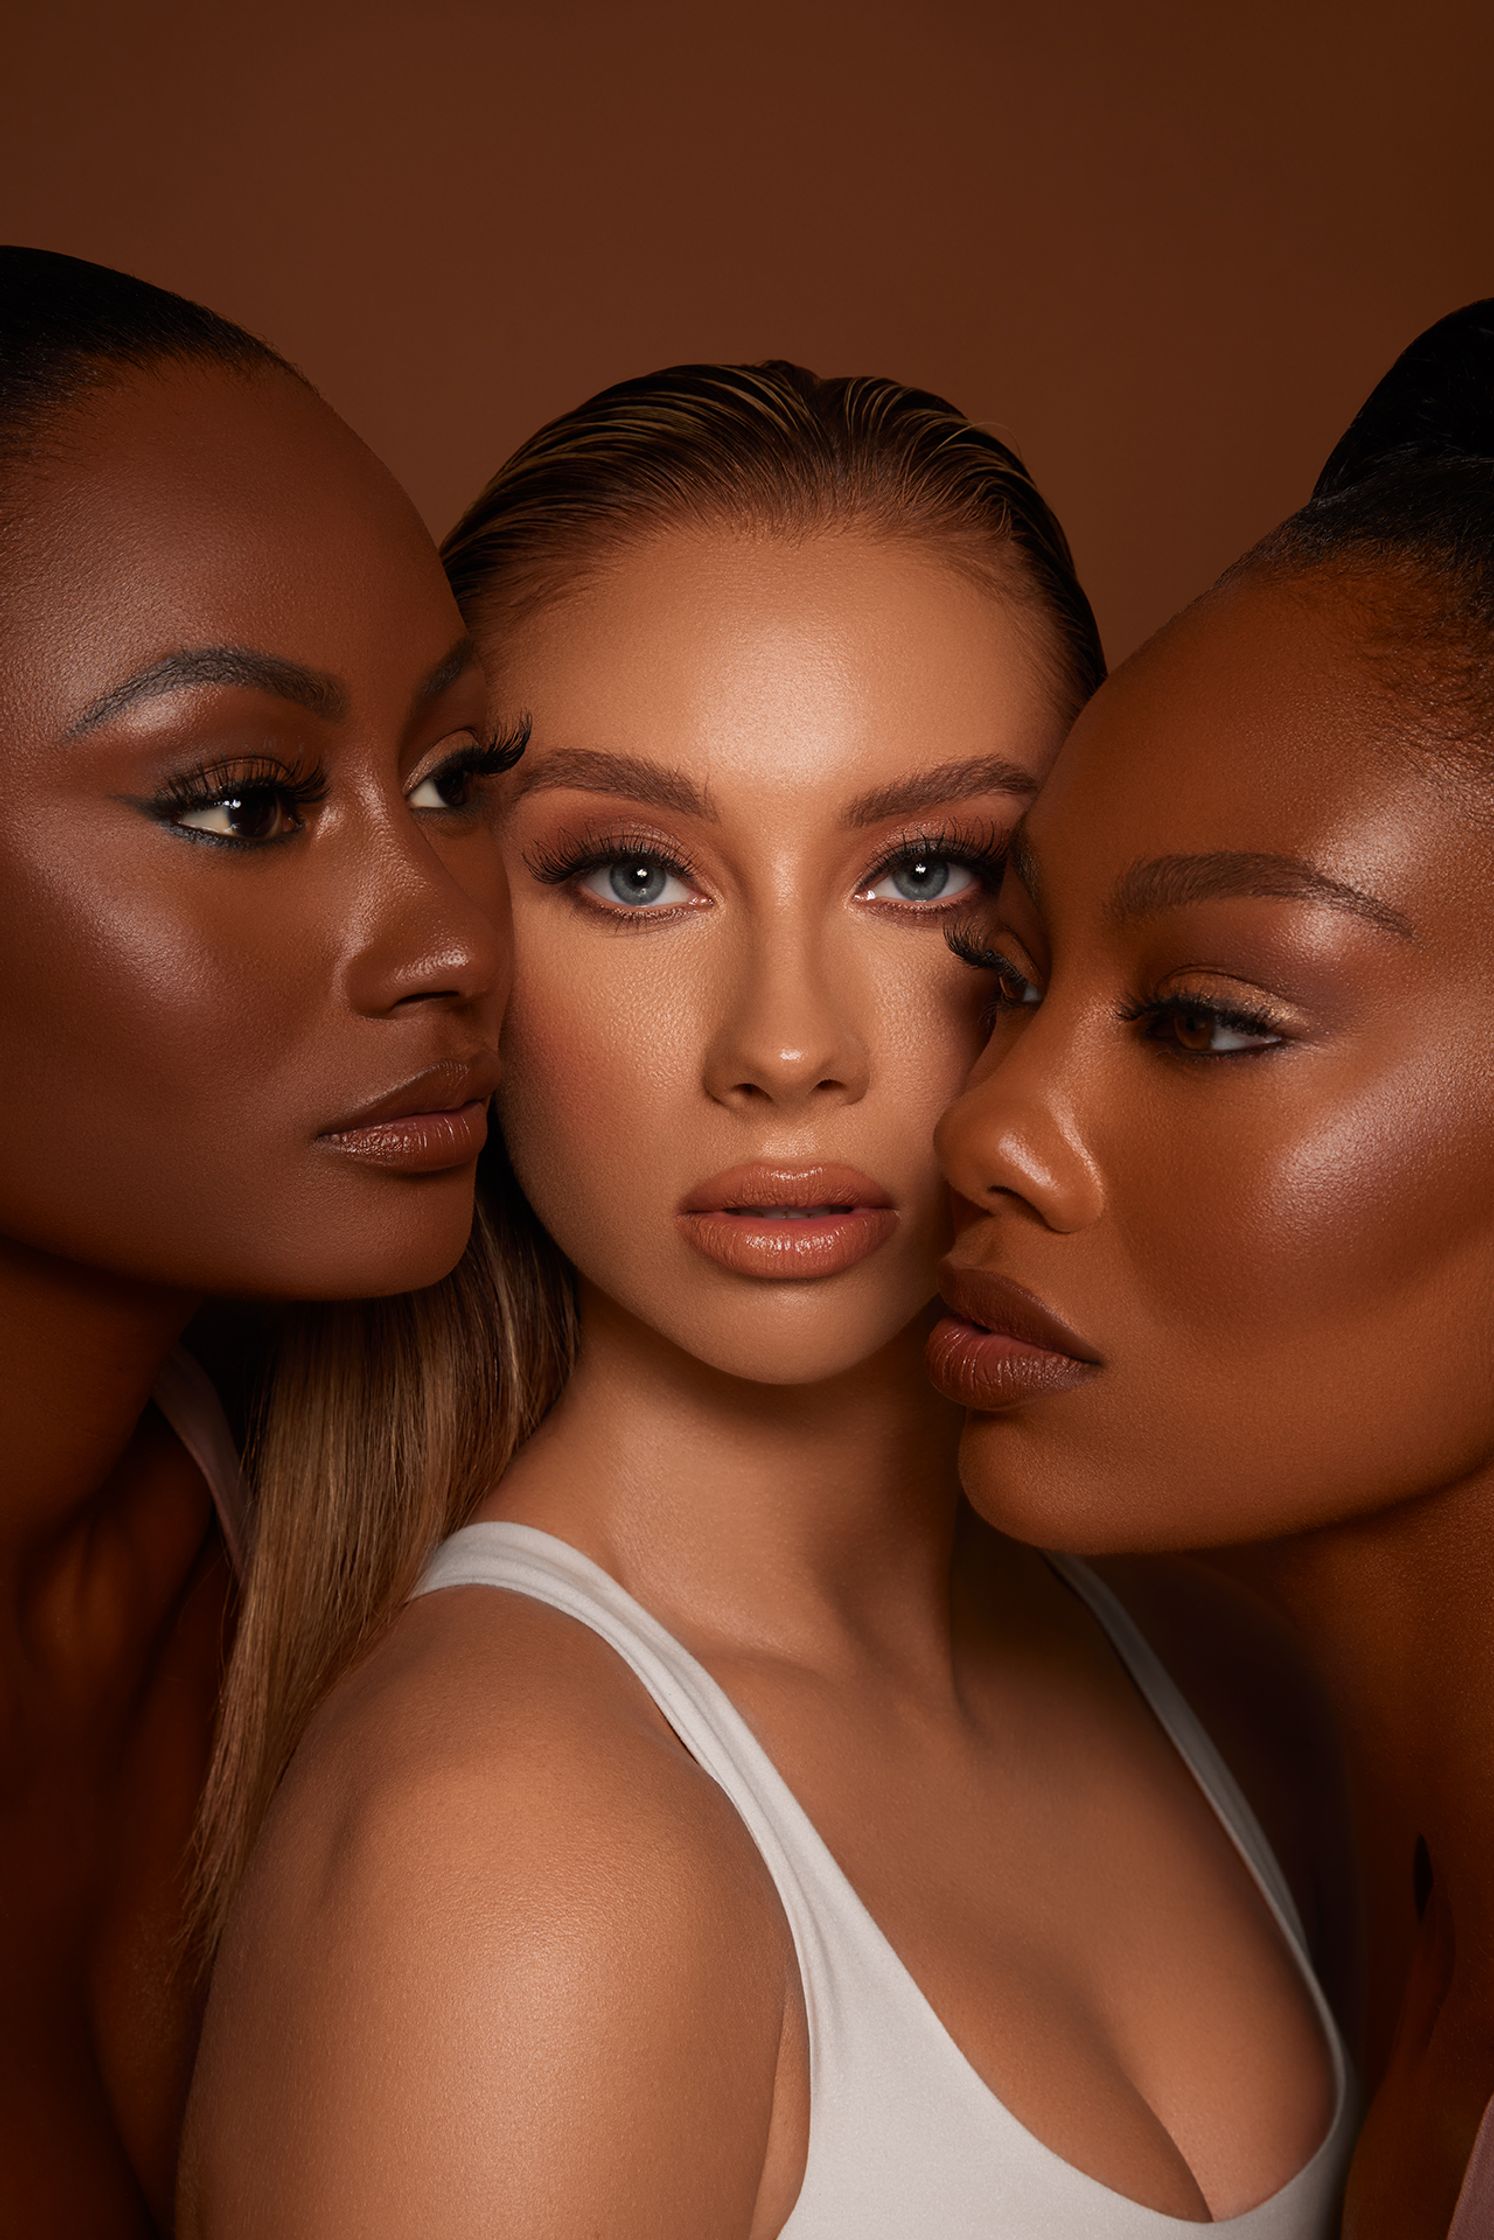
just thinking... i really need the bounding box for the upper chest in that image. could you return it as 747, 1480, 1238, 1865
716, 1618, 1340, 2224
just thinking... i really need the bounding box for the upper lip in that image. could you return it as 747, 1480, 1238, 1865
937, 1261, 1101, 1365
320, 1051, 503, 1136
680, 1162, 894, 1215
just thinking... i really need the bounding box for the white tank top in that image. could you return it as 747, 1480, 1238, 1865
414, 1522, 1354, 2237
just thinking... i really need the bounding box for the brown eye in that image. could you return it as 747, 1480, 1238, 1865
1170, 1007, 1215, 1052
177, 786, 299, 841
1143, 1001, 1280, 1054
993, 960, 1040, 1010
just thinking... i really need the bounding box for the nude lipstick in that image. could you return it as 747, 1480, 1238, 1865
317, 1052, 502, 1174
926, 1263, 1101, 1410
678, 1163, 897, 1279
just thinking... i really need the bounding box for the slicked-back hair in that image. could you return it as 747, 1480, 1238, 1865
444, 358, 1105, 720
1226, 300, 1494, 767
0, 244, 295, 473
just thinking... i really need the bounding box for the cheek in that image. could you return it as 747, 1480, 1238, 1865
495, 923, 701, 1230
1131, 1054, 1486, 1337
0, 832, 297, 1134
1084, 1045, 1494, 1536
0, 828, 379, 1292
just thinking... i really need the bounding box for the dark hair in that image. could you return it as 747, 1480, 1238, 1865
0, 244, 296, 477
0, 250, 567, 1958
443, 358, 1104, 717
1233, 301, 1494, 762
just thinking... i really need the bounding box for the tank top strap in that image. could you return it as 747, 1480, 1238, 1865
414, 1524, 1353, 2240
150, 1346, 248, 1575
414, 1522, 870, 1989
1045, 1555, 1309, 1952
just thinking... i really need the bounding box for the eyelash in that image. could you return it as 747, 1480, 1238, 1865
144, 722, 527, 849
1118, 991, 1284, 1057
412, 722, 531, 810
860, 822, 1009, 911
946, 933, 1286, 1058
525, 820, 1011, 925
147, 754, 330, 845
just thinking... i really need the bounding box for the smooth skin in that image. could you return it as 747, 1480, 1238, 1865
189, 529, 1341, 2237
0, 357, 509, 2236
933, 567, 1494, 2239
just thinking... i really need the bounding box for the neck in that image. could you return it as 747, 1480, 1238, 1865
0, 1233, 197, 1598
497, 1284, 967, 1666
1234, 1463, 1494, 2062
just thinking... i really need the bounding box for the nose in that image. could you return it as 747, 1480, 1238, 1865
702, 927, 871, 1113
339, 833, 509, 1027
935, 1016, 1104, 1234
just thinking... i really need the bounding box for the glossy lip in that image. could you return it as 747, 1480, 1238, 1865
317, 1052, 502, 1174
678, 1162, 898, 1281
926, 1261, 1101, 1412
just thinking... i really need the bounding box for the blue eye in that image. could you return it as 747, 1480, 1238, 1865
579, 853, 696, 909
865, 855, 981, 905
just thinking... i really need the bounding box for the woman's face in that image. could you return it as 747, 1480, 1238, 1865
0, 361, 511, 1303
932, 568, 1494, 1551
488, 526, 1068, 1384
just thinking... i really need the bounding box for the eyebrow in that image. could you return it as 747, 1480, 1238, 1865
1004, 819, 1047, 915
843, 754, 1041, 827
66, 645, 349, 736
509, 747, 715, 819
1107, 851, 1415, 940
415, 635, 481, 709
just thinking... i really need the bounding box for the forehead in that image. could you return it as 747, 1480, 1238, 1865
1028, 573, 1474, 899
488, 525, 1062, 804
0, 362, 459, 724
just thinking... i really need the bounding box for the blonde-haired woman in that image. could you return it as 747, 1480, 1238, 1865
188, 364, 1353, 2239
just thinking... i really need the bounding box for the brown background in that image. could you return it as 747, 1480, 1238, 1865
3, 0, 1490, 660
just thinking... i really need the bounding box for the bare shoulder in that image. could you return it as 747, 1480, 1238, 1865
183, 1585, 795, 2240
1091, 1553, 1357, 1999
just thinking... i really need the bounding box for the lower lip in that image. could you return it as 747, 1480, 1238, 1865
678, 1206, 898, 1280
317, 1100, 490, 1173
925, 1313, 1097, 1410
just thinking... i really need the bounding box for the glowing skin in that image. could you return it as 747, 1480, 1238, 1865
0, 369, 511, 1304
191, 519, 1354, 2240
493, 530, 1042, 1386
934, 569, 1494, 2238
0, 357, 509, 2238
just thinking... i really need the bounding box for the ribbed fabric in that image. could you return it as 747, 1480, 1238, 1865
415, 1522, 1354, 2237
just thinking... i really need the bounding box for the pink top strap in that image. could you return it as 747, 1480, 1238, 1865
150, 1347, 247, 1575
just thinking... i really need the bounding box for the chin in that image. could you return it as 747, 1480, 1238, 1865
956, 1411, 1366, 1559
659, 1296, 932, 1389
954, 1413, 1150, 1557
215, 1208, 479, 1307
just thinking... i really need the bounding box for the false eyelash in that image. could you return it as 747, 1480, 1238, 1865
944, 924, 1007, 971
524, 827, 698, 889
864, 819, 1010, 891
1118, 991, 1284, 1042
150, 754, 330, 815
427, 729, 531, 792
480, 712, 532, 773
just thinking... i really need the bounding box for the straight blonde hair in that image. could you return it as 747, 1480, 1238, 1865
193, 1157, 574, 1949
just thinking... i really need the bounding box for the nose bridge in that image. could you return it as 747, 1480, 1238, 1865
937, 999, 1104, 1232
338, 805, 507, 1021
704, 898, 870, 1109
